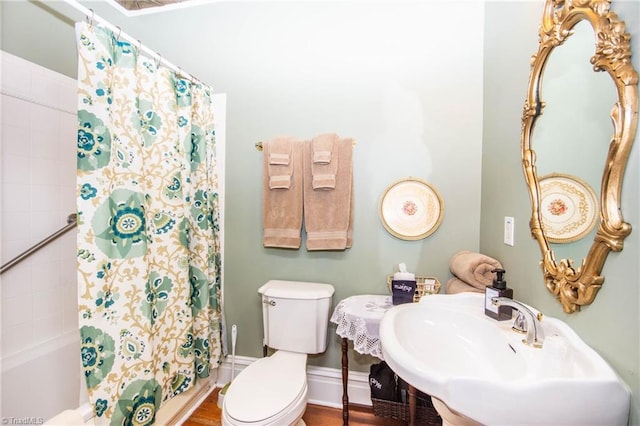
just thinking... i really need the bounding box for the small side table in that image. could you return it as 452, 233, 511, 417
330, 295, 419, 426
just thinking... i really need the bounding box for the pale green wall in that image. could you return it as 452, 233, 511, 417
210, 1, 486, 373
2, 0, 485, 372
2, 0, 639, 423
481, 1, 640, 423
0, 1, 77, 77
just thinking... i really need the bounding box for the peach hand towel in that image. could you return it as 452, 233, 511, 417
267, 137, 293, 189
445, 277, 484, 294
303, 136, 354, 250
449, 250, 503, 289
311, 133, 338, 190
346, 169, 354, 248
263, 137, 303, 248
312, 132, 335, 164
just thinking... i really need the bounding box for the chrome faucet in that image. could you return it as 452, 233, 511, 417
492, 297, 545, 348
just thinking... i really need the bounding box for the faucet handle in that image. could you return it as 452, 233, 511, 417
511, 311, 527, 334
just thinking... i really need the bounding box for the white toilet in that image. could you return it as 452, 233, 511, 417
222, 280, 335, 426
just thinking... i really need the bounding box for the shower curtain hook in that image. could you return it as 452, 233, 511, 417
178, 67, 185, 80
115, 26, 122, 41
155, 52, 162, 69
137, 39, 142, 52
88, 9, 94, 28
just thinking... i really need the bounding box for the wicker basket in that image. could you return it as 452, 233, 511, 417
386, 275, 441, 303
371, 395, 442, 424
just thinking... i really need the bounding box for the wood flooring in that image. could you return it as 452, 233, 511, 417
183, 387, 406, 426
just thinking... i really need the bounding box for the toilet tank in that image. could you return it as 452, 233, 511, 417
258, 280, 335, 354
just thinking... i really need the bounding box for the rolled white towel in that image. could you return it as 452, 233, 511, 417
449, 250, 502, 289
445, 277, 484, 295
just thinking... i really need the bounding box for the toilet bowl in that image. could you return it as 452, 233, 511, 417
222, 351, 308, 426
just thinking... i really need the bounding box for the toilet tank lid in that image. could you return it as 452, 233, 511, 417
259, 280, 335, 299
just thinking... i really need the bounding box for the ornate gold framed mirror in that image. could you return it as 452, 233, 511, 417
521, 0, 638, 313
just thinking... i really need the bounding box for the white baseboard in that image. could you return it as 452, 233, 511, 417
216, 355, 372, 408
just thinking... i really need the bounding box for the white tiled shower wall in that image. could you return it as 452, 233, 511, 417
0, 51, 83, 420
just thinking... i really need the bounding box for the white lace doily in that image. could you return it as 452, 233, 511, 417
330, 295, 392, 360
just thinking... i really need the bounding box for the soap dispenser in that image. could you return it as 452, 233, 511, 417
484, 268, 513, 321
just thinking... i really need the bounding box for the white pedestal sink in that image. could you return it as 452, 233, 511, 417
379, 293, 630, 425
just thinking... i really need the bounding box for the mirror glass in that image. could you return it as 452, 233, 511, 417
532, 20, 616, 262
521, 0, 638, 313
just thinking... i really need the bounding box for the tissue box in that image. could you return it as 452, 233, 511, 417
387, 275, 442, 303
392, 279, 417, 305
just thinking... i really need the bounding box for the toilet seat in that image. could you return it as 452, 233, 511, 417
223, 351, 308, 426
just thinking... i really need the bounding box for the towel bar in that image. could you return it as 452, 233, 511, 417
0, 213, 77, 275
256, 140, 356, 151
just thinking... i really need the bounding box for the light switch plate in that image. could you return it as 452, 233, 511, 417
504, 216, 515, 246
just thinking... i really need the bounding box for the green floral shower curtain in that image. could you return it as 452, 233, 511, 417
75, 21, 221, 425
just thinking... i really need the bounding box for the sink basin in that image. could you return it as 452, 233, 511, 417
379, 293, 630, 425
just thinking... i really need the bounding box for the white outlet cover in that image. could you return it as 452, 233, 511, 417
504, 216, 515, 246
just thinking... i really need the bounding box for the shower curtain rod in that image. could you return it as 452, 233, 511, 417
0, 213, 77, 275
62, 0, 199, 83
